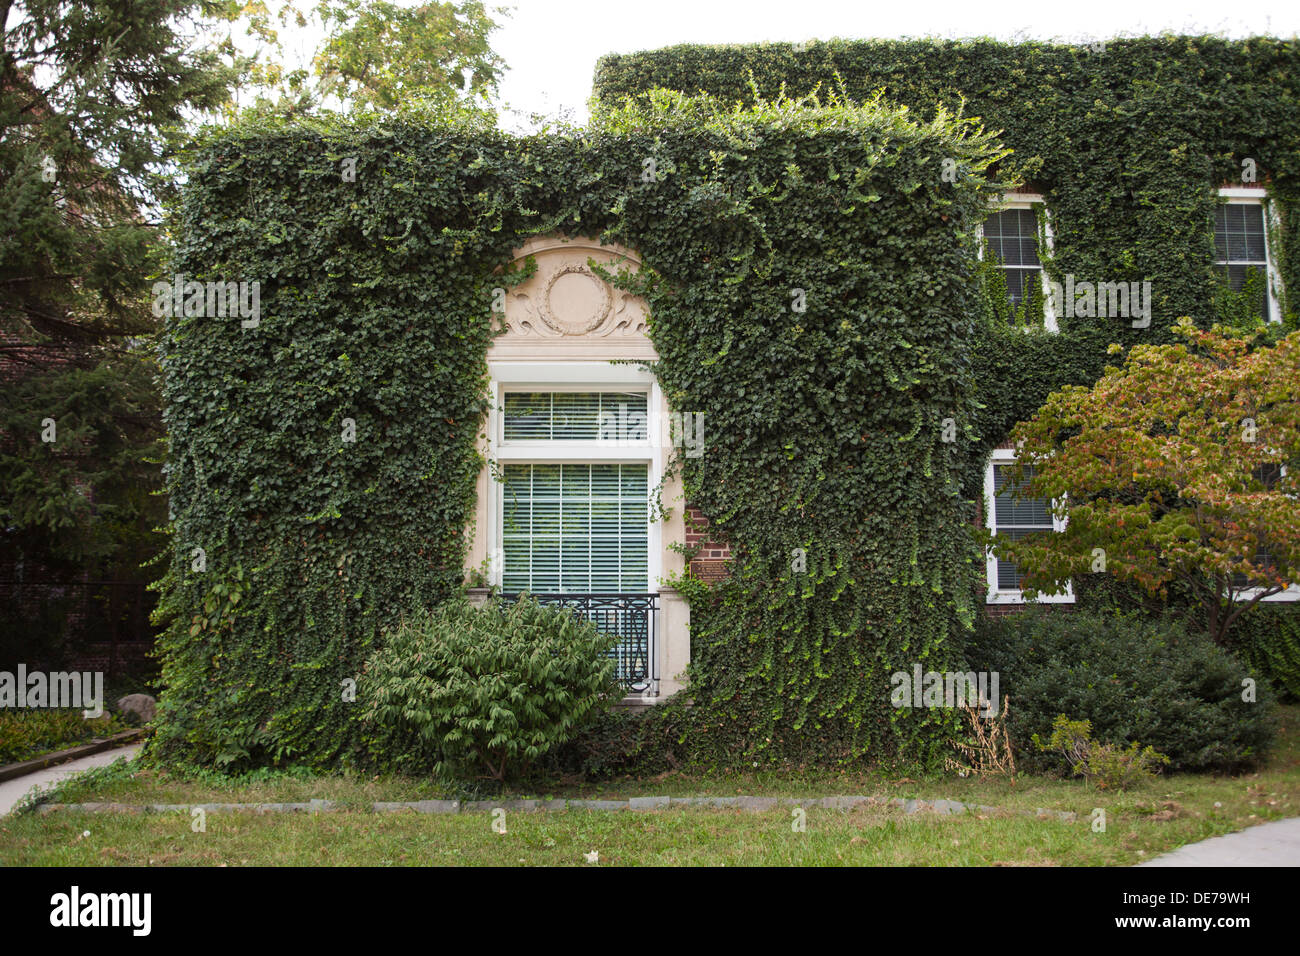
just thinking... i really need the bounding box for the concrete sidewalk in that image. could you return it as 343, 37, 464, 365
1138, 817, 1300, 866
0, 744, 141, 817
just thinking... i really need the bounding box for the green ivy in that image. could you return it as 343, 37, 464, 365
152, 90, 1005, 770
594, 36, 1300, 501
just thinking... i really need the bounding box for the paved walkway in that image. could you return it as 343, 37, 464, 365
0, 744, 141, 817
1138, 817, 1300, 866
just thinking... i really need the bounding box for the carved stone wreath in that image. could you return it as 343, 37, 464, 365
537, 265, 614, 335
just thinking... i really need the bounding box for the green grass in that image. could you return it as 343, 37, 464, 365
1, 705, 1296, 867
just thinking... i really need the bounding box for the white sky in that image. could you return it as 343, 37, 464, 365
262, 0, 1300, 130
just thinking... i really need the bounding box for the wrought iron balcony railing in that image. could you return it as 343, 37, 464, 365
499, 591, 659, 695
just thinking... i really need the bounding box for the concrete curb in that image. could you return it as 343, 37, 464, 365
0, 730, 145, 784
35, 793, 1077, 822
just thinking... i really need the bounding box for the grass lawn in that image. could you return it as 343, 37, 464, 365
1, 705, 1296, 866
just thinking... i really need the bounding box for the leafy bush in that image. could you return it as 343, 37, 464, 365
967, 608, 1275, 773
362, 596, 620, 781
1034, 715, 1170, 790
0, 710, 127, 764
553, 704, 691, 779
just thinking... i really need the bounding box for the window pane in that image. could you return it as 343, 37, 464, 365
1232, 464, 1283, 586
984, 208, 1042, 310
994, 464, 1053, 527
502, 463, 649, 592
992, 463, 1054, 591
503, 391, 648, 441
502, 392, 552, 441
1214, 204, 1267, 263
552, 393, 602, 440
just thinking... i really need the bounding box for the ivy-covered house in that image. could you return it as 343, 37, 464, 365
153, 36, 1300, 769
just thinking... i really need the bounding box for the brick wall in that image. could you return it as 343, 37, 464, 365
686, 504, 731, 582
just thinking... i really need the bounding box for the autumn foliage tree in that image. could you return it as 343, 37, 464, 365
993, 319, 1300, 645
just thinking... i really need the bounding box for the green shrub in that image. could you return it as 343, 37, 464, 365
967, 608, 1275, 773
553, 703, 691, 779
361, 596, 620, 781
1034, 715, 1170, 790
0, 710, 127, 764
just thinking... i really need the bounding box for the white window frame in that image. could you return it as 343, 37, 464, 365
1216, 187, 1285, 325
978, 193, 1058, 332
984, 446, 1074, 604
486, 362, 663, 592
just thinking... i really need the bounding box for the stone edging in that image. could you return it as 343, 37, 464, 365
36, 794, 1077, 822
0, 730, 144, 784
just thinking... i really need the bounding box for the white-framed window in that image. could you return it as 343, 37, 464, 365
486, 363, 662, 594
978, 193, 1058, 332
984, 447, 1073, 604
1215, 187, 1284, 324
1233, 462, 1299, 602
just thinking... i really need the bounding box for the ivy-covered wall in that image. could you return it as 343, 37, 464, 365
154, 94, 1004, 769
595, 37, 1300, 494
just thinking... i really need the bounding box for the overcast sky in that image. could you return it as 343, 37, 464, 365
486, 0, 1300, 128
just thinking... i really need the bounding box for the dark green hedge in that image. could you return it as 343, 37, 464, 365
968, 608, 1276, 773
153, 93, 1004, 770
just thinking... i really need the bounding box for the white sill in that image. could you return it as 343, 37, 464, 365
1234, 585, 1300, 603
986, 590, 1075, 605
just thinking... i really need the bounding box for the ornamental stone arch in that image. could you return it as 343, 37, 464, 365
488, 234, 656, 360
467, 234, 690, 700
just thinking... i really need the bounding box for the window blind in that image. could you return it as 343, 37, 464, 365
993, 463, 1054, 590
502, 463, 649, 592
503, 391, 649, 442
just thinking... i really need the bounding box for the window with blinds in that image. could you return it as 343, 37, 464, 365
983, 208, 1042, 306
503, 391, 649, 442
1214, 203, 1270, 320
501, 463, 649, 592
1232, 463, 1283, 588
992, 463, 1054, 590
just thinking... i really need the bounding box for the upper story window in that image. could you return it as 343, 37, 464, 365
984, 208, 1041, 307
1215, 189, 1282, 324
984, 448, 1073, 604
979, 195, 1056, 332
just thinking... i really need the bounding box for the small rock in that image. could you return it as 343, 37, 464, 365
117, 694, 157, 724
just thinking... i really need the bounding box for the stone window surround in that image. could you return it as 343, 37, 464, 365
464, 234, 691, 700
